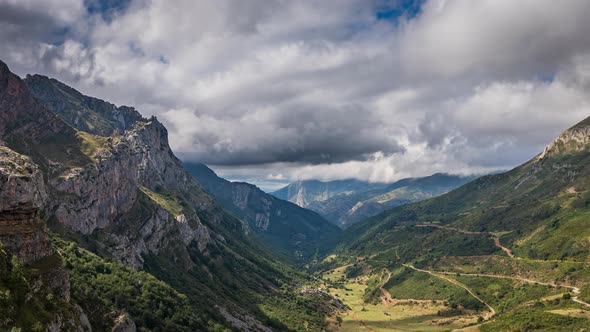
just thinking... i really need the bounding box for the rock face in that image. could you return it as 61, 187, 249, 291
32, 257, 91, 332
0, 143, 91, 331
273, 179, 377, 209
0, 61, 73, 150
0, 59, 215, 270
47, 117, 198, 234
111, 314, 136, 332
0, 146, 51, 264
45, 117, 215, 269
538, 116, 590, 161
50, 138, 139, 234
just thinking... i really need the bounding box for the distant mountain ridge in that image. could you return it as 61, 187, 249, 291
273, 174, 476, 228
185, 163, 341, 261
272, 179, 383, 207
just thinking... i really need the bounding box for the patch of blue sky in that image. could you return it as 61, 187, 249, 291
85, 0, 131, 21
375, 0, 425, 24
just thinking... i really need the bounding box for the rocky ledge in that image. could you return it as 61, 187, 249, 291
0, 146, 51, 264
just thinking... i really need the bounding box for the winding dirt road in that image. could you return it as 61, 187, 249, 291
356, 224, 590, 329
415, 224, 514, 258
402, 263, 496, 319
415, 223, 590, 265
413, 224, 590, 307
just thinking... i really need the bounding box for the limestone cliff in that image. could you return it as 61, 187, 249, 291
0, 146, 51, 264
41, 116, 216, 269
0, 59, 217, 270
0, 145, 91, 331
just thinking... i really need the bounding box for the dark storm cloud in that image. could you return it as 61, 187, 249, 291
172, 104, 405, 166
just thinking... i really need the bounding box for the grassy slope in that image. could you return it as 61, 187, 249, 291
139, 186, 184, 217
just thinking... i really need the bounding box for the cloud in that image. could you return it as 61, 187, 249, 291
1, 0, 590, 187
0, 0, 86, 71
38, 40, 105, 84
398, 0, 590, 80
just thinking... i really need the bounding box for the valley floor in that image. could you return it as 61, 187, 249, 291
323, 265, 481, 331
321, 224, 590, 331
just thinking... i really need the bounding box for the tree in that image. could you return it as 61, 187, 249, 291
8, 256, 29, 308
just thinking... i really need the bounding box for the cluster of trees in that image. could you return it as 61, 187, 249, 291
57, 239, 231, 332
0, 243, 29, 327
0, 242, 68, 331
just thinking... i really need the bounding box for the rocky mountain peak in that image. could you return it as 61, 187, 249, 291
537, 115, 590, 161
24, 74, 144, 136
0, 62, 72, 149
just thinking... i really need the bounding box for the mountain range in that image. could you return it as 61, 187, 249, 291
273, 174, 476, 228
1, 56, 590, 331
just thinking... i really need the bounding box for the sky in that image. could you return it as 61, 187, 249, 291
1, 0, 590, 191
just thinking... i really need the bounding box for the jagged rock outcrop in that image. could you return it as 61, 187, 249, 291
0, 61, 73, 150
45, 306, 92, 332
0, 58, 217, 271
126, 119, 195, 192
36, 258, 92, 332
46, 117, 216, 269
515, 116, 590, 188
273, 179, 375, 209
111, 314, 136, 332
538, 116, 590, 161
0, 146, 51, 263
50, 139, 139, 234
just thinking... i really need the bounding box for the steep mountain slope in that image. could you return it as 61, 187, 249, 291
274, 174, 475, 228
0, 60, 339, 331
323, 115, 590, 331
25, 74, 143, 136
341, 117, 590, 260
185, 163, 341, 261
